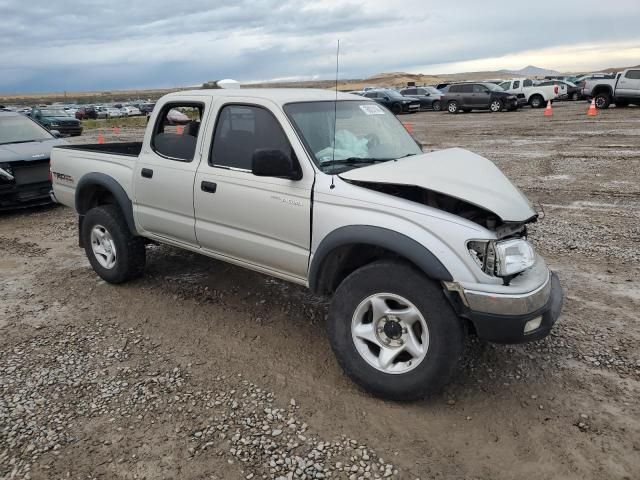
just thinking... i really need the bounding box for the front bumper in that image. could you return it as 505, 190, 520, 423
0, 181, 53, 210
446, 270, 563, 344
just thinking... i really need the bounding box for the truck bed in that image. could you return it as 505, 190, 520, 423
55, 142, 142, 157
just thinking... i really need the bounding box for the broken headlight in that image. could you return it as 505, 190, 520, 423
468, 239, 534, 277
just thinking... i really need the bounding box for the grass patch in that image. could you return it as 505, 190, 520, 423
82, 116, 148, 130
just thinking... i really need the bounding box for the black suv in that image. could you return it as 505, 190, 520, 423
442, 83, 518, 114
362, 89, 420, 115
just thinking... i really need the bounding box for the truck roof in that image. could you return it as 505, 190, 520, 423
165, 88, 363, 106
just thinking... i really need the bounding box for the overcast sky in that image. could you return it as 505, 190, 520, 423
1, 0, 639, 93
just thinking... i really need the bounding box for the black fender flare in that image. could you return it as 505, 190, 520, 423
592, 85, 613, 98
75, 172, 137, 235
308, 225, 453, 293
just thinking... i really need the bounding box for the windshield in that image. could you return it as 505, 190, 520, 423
484, 83, 503, 91
40, 109, 70, 117
0, 115, 53, 144
284, 101, 422, 173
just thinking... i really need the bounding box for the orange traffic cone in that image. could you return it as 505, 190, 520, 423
176, 125, 184, 134
97, 133, 104, 144
587, 99, 597, 116
403, 122, 413, 134
544, 100, 553, 116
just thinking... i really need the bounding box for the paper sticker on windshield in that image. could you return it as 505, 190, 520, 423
359, 104, 385, 115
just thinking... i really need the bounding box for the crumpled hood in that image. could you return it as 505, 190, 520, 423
339, 147, 536, 222
0, 138, 67, 163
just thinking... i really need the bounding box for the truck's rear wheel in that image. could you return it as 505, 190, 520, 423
529, 95, 544, 108
594, 93, 611, 109
82, 205, 146, 284
328, 260, 464, 400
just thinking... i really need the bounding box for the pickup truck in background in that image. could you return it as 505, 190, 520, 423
50, 89, 563, 400
499, 78, 559, 108
582, 68, 640, 109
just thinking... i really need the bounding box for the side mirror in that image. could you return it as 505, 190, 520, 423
252, 149, 301, 180
50, 130, 61, 138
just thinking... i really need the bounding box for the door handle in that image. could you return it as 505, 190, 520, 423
141, 168, 153, 179
201, 181, 217, 193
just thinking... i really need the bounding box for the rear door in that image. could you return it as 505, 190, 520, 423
617, 69, 640, 98
193, 100, 314, 281
133, 95, 212, 246
471, 84, 490, 107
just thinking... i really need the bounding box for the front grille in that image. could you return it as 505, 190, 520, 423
12, 161, 50, 186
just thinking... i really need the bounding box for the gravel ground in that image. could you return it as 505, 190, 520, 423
1, 101, 639, 479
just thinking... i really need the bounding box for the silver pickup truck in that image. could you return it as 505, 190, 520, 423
50, 89, 563, 400
583, 68, 640, 109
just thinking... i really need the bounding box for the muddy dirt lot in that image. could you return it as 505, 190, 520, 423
2, 101, 639, 479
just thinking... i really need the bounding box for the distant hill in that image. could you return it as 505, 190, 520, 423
500, 65, 560, 77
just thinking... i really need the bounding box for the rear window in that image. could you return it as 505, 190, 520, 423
151, 103, 203, 162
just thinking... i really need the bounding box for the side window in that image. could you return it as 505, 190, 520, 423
448, 85, 460, 93
512, 80, 520, 89
472, 84, 487, 94
364, 92, 376, 98
210, 104, 294, 171
151, 103, 203, 162
625, 70, 640, 79
405, 88, 417, 95
523, 79, 533, 87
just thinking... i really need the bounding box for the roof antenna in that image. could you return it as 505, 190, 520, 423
330, 39, 340, 190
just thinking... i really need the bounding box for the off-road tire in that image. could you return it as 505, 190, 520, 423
594, 93, 611, 109
82, 205, 146, 284
447, 101, 459, 114
328, 260, 465, 401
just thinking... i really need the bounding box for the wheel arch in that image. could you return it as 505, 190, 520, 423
308, 226, 453, 295
592, 85, 613, 98
75, 172, 137, 236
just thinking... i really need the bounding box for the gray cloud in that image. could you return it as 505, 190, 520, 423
1, 0, 639, 92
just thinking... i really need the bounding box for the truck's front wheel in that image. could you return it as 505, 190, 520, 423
328, 260, 464, 400
82, 205, 146, 284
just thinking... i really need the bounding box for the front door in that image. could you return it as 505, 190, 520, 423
133, 96, 211, 246
194, 101, 313, 281
617, 69, 640, 98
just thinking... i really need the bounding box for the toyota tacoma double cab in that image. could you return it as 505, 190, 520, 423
582, 68, 640, 109
50, 89, 563, 400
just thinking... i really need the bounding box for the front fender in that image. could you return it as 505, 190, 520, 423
308, 225, 452, 293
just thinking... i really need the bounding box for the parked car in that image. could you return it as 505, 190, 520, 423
443, 82, 519, 113
399, 86, 444, 111
138, 103, 156, 115
583, 68, 640, 109
538, 80, 580, 101
498, 79, 558, 108
76, 106, 98, 120
50, 88, 563, 401
106, 107, 123, 118
121, 106, 142, 116
0, 111, 67, 209
362, 89, 420, 114
30, 107, 83, 136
